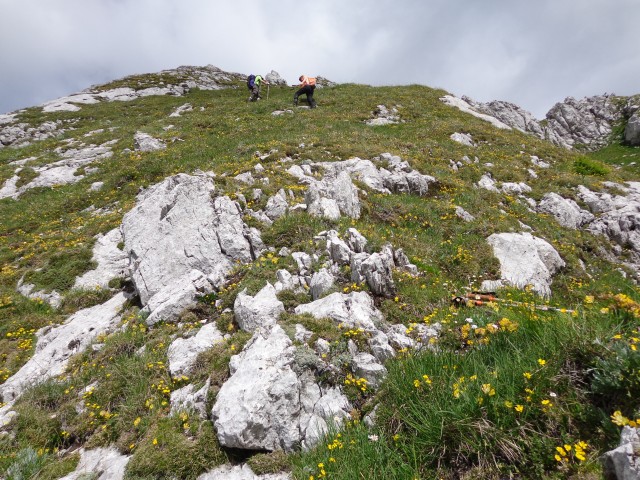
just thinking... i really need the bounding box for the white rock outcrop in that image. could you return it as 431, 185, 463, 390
142, 270, 214, 326
234, 283, 284, 332
74, 228, 128, 289
0, 142, 114, 200
121, 174, 263, 320
310, 268, 335, 300
291, 153, 436, 202
578, 183, 640, 264
443, 93, 629, 151
212, 325, 300, 451
305, 170, 360, 220
58, 447, 130, 480
295, 291, 383, 332
537, 192, 594, 229
450, 132, 475, 146
197, 464, 290, 480
168, 323, 224, 376
601, 426, 640, 480
170, 381, 210, 418
625, 111, 640, 146
366, 105, 401, 126
440, 95, 512, 130
211, 325, 351, 452
0, 293, 127, 403
16, 279, 62, 309
486, 232, 565, 297
134, 132, 166, 152
352, 352, 388, 388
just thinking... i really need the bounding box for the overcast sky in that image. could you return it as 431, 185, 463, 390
1, 0, 638, 118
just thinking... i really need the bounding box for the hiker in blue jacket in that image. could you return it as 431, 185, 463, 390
247, 74, 269, 102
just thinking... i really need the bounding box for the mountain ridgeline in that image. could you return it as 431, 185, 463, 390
0, 65, 640, 479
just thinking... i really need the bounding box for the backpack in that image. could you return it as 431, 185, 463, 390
247, 74, 256, 89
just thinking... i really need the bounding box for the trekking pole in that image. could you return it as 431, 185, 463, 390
267, 84, 270, 101
451, 293, 576, 314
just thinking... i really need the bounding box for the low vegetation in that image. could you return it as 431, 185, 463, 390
0, 73, 639, 478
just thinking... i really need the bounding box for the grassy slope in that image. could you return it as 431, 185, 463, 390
0, 79, 639, 478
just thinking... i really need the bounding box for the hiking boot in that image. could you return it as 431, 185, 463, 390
293, 99, 298, 106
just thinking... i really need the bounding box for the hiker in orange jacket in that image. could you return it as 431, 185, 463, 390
293, 75, 317, 108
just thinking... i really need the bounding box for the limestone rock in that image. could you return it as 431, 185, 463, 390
455, 206, 475, 222
368, 331, 395, 362
501, 182, 531, 195
121, 174, 262, 307
292, 252, 313, 273
235, 171, 255, 185
134, 132, 166, 152
212, 325, 300, 451
197, 464, 291, 480
386, 324, 416, 350
625, 110, 640, 146
329, 171, 361, 219
577, 185, 615, 214
326, 230, 352, 265
74, 228, 128, 289
601, 426, 640, 480
0, 119, 64, 149
305, 171, 360, 220
1, 293, 127, 403
295, 324, 313, 343
450, 132, 475, 146
352, 352, 387, 388
212, 325, 351, 452
305, 183, 341, 220
169, 103, 193, 117
440, 95, 512, 130
300, 385, 351, 449
359, 249, 396, 297
530, 156, 550, 169
463, 97, 544, 136
310, 268, 335, 300
265, 70, 288, 86
265, 189, 289, 220
537, 192, 594, 229
544, 94, 622, 150
168, 323, 224, 376
234, 283, 284, 332
16, 280, 62, 309
274, 269, 307, 293
486, 232, 565, 297
58, 447, 130, 480
477, 173, 499, 193
142, 270, 214, 326
347, 228, 368, 253
170, 381, 211, 419
294, 291, 383, 332
366, 105, 401, 126
443, 93, 631, 151
309, 154, 435, 198
0, 142, 114, 200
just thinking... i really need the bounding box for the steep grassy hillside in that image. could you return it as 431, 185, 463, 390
0, 73, 639, 479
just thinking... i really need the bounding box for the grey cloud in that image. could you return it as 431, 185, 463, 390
1, 0, 638, 117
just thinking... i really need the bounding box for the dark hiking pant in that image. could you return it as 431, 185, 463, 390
294, 85, 316, 108
249, 85, 261, 101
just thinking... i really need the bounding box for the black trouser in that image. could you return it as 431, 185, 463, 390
249, 84, 261, 101
294, 85, 316, 108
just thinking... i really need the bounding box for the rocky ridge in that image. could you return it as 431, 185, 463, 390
442, 93, 640, 151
